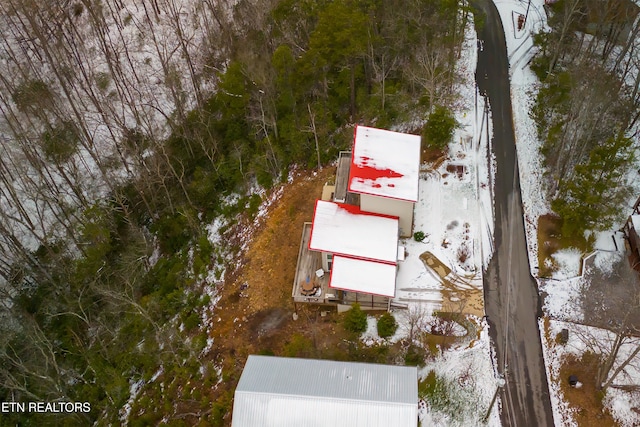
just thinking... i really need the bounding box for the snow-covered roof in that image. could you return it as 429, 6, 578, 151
309, 200, 399, 264
330, 255, 397, 297
231, 355, 418, 427
631, 214, 640, 232
348, 125, 421, 202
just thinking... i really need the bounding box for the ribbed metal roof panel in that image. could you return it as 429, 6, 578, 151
231, 355, 418, 427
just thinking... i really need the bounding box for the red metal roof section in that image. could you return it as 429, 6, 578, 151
351, 156, 404, 189
349, 127, 405, 190
317, 199, 399, 220
348, 125, 417, 201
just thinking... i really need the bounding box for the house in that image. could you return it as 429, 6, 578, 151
291, 200, 401, 310
292, 125, 419, 309
348, 126, 421, 238
231, 355, 418, 427
624, 215, 640, 257
309, 200, 400, 298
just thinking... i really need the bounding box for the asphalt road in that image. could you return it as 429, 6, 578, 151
473, 0, 555, 425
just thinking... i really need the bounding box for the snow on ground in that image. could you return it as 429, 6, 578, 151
538, 277, 584, 323
594, 250, 623, 276
550, 248, 582, 280
542, 319, 640, 427
394, 11, 491, 314
361, 311, 501, 426
119, 378, 145, 423
0, 0, 242, 261
418, 322, 501, 427
374, 12, 503, 424
543, 254, 597, 325
492, 0, 552, 272
492, 0, 640, 424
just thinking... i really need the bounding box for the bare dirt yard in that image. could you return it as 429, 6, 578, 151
558, 352, 617, 427
202, 167, 357, 425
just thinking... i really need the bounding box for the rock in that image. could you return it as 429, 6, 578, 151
568, 375, 579, 387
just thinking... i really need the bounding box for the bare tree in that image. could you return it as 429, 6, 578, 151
401, 304, 430, 344
547, 0, 584, 74
580, 255, 640, 391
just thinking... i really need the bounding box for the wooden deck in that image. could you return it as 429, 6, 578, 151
334, 151, 351, 202
292, 223, 334, 304
334, 150, 361, 206
292, 223, 390, 310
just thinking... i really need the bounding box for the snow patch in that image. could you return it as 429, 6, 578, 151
550, 249, 583, 280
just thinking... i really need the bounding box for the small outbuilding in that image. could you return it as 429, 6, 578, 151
231, 355, 419, 427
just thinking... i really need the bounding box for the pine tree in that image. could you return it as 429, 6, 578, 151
343, 303, 368, 334
422, 105, 457, 150
552, 133, 634, 236
377, 312, 398, 338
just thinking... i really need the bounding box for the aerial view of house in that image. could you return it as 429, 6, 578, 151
292, 126, 421, 310
4, 0, 640, 425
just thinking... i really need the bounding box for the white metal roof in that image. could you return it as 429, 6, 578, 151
309, 200, 399, 264
348, 126, 421, 202
330, 255, 397, 297
231, 355, 418, 427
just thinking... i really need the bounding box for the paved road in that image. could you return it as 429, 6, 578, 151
473, 0, 555, 425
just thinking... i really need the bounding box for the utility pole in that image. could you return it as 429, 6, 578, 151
483, 385, 502, 422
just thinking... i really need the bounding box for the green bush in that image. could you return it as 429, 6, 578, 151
151, 212, 191, 254
343, 303, 367, 334
414, 231, 426, 242
422, 105, 456, 150
283, 333, 314, 357
404, 344, 426, 367
419, 370, 449, 410
192, 332, 208, 353
192, 234, 214, 275
183, 312, 200, 331
41, 121, 80, 163
95, 71, 111, 92
246, 193, 262, 218
211, 391, 233, 427
12, 79, 54, 112
377, 312, 398, 338
353, 343, 389, 364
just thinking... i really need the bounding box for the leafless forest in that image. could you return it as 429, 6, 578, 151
0, 0, 467, 424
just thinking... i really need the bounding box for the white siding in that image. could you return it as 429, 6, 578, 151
232, 393, 417, 427
360, 194, 414, 237
232, 356, 418, 427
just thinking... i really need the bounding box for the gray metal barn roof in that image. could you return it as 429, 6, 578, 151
231, 355, 418, 427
